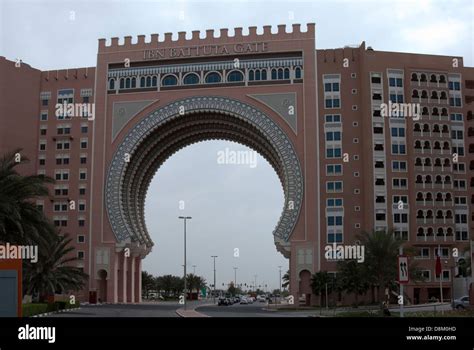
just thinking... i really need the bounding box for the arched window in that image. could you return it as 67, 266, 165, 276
146, 76, 152, 87
277, 68, 284, 80
295, 67, 302, 79
205, 72, 221, 84
414, 123, 421, 132
255, 70, 261, 81
426, 210, 433, 218
420, 74, 427, 82
421, 90, 428, 98
120, 78, 125, 89
284, 68, 290, 79
227, 70, 244, 82
415, 140, 421, 149
440, 91, 447, 99
441, 108, 448, 116
416, 175, 423, 183
152, 76, 157, 87
125, 78, 131, 89
261, 69, 267, 80
426, 193, 433, 201
417, 227, 424, 235
411, 73, 418, 82
439, 75, 446, 83
423, 124, 430, 132
425, 175, 432, 184
431, 91, 438, 99
109, 79, 115, 90
417, 210, 424, 219
430, 74, 437, 83
162, 74, 178, 86
249, 70, 255, 81
131, 77, 136, 88
422, 107, 429, 116
271, 69, 277, 80
140, 77, 146, 87
434, 141, 441, 150
412, 90, 419, 98
432, 107, 439, 116
183, 73, 200, 85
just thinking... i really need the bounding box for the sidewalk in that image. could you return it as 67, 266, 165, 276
176, 303, 213, 317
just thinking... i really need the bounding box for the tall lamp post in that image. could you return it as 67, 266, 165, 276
179, 216, 192, 310
233, 267, 238, 286
211, 255, 218, 304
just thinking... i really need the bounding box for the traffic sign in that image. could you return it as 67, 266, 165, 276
397, 256, 409, 284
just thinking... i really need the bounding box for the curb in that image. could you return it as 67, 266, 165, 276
31, 307, 82, 317
176, 303, 214, 318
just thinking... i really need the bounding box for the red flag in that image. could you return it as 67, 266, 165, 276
435, 255, 442, 277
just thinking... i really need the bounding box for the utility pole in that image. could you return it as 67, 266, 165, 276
179, 216, 191, 310
211, 256, 218, 304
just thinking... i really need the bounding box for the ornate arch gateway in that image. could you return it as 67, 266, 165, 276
105, 96, 304, 255
87, 24, 319, 304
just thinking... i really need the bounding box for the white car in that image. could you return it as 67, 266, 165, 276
240, 298, 248, 305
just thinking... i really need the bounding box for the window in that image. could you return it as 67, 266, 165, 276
392, 161, 407, 171
452, 146, 464, 156
420, 270, 431, 281
40, 112, 48, 121
79, 170, 87, 180
393, 178, 408, 188
78, 218, 85, 227
326, 146, 342, 158
326, 131, 341, 141
162, 75, 178, 86
78, 201, 86, 211
77, 235, 85, 243
39, 158, 46, 166
183, 73, 200, 85
81, 125, 88, 133
39, 140, 46, 151
389, 77, 403, 87
393, 213, 408, 223
327, 230, 343, 243
80, 156, 87, 164
325, 114, 341, 123
450, 113, 463, 121
79, 186, 86, 195
325, 97, 340, 109
324, 82, 340, 92
448, 81, 461, 91
434, 247, 449, 258
77, 251, 85, 260
41, 99, 48, 106
326, 164, 342, 175
392, 143, 406, 155
327, 198, 343, 207
327, 215, 343, 226
455, 213, 468, 224
227, 70, 244, 82
455, 230, 468, 241
393, 195, 408, 204
295, 67, 302, 79
389, 92, 404, 103
417, 248, 430, 259
205, 72, 221, 84
454, 196, 467, 204
80, 139, 88, 149
451, 130, 464, 140
454, 180, 466, 190
327, 181, 343, 192
391, 128, 405, 137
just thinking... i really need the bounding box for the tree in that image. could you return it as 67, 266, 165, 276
282, 270, 290, 289
310, 271, 334, 307
186, 273, 206, 294
23, 234, 88, 301
156, 275, 175, 297
0, 149, 56, 248
337, 260, 369, 306
141, 271, 155, 297
357, 229, 401, 304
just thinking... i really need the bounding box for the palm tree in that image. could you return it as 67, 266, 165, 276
310, 271, 334, 307
0, 149, 56, 248
141, 271, 155, 297
337, 260, 369, 307
282, 270, 290, 289
23, 234, 88, 302
156, 275, 174, 297
357, 229, 402, 304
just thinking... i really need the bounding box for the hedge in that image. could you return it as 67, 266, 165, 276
22, 301, 80, 317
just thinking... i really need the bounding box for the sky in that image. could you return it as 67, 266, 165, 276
0, 0, 472, 290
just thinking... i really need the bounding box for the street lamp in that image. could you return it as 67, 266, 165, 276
211, 255, 218, 303
179, 216, 192, 310
233, 267, 238, 286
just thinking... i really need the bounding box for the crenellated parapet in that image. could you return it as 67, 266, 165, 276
98, 23, 315, 53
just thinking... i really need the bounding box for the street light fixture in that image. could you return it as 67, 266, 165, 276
179, 216, 192, 310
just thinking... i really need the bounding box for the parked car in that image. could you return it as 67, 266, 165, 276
240, 298, 248, 304
218, 297, 230, 306
453, 296, 470, 309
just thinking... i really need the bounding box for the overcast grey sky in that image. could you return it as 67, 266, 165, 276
1, 0, 472, 290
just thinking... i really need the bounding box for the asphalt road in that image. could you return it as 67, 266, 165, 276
196, 302, 314, 317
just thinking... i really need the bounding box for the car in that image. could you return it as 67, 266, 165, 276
218, 297, 230, 306
240, 298, 248, 304
453, 296, 470, 309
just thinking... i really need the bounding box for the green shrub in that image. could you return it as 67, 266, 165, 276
22, 303, 48, 317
